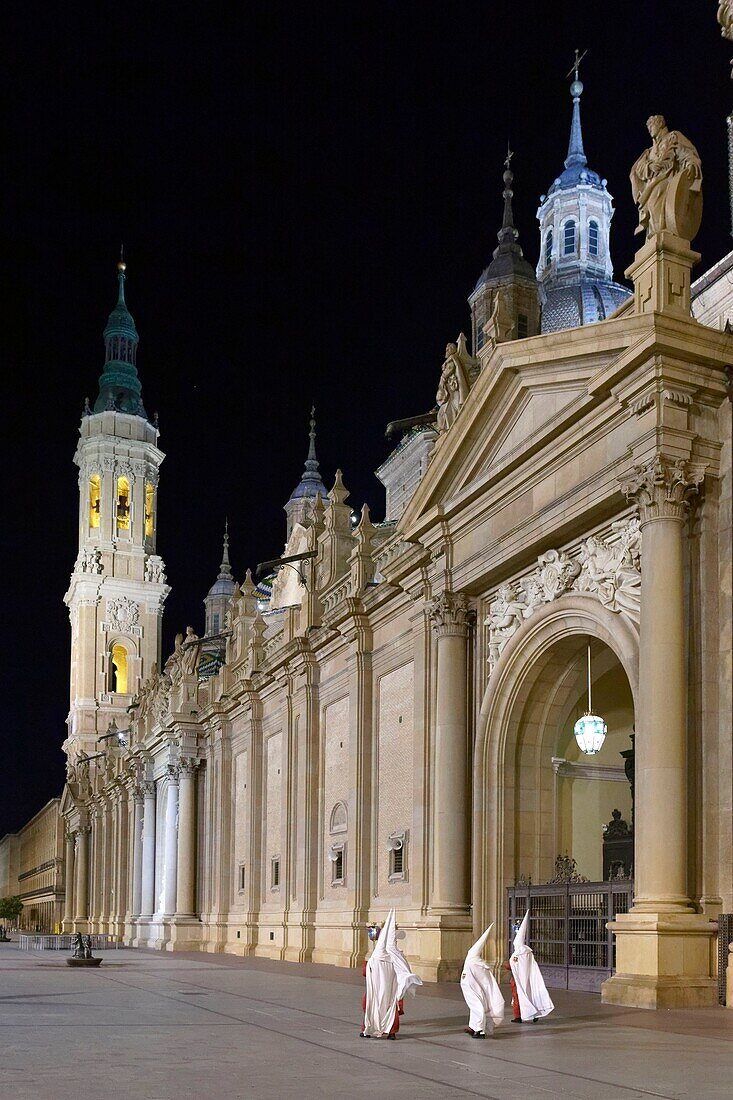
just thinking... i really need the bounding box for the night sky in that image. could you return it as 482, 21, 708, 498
2, 3, 730, 837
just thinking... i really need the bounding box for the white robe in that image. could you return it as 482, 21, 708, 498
363, 910, 399, 1037
460, 925, 505, 1034
387, 921, 423, 1001
509, 912, 554, 1021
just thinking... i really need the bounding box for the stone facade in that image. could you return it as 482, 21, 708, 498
0, 799, 64, 932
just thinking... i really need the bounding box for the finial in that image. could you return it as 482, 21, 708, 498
564, 51, 588, 169
497, 146, 518, 242
83, 396, 91, 416
504, 143, 514, 172
118, 242, 126, 272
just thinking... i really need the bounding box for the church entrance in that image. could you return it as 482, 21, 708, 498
473, 597, 639, 989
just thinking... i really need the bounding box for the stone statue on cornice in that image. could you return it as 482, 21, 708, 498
718, 1, 733, 41
630, 115, 702, 242
435, 333, 476, 433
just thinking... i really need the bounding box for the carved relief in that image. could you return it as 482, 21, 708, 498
106, 596, 139, 632
718, 1, 733, 41
485, 519, 642, 672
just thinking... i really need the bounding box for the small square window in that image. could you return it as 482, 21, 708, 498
271, 857, 280, 890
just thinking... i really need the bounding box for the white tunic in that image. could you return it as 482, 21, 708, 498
363, 909, 399, 1037
460, 925, 505, 1034
508, 912, 554, 1021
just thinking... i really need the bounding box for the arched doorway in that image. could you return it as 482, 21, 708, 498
473, 596, 639, 988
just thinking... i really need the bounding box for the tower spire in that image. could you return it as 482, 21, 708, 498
284, 407, 329, 538
94, 256, 146, 417
565, 49, 588, 169
497, 144, 518, 245
218, 518, 233, 580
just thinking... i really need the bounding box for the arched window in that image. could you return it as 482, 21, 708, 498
588, 219, 599, 256
116, 477, 130, 531
145, 483, 154, 538
563, 220, 576, 256
329, 802, 348, 835
110, 644, 128, 694
545, 229, 553, 265
88, 475, 101, 529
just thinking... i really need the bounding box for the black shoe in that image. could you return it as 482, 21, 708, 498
511, 1018, 522, 1024
471, 1032, 485, 1040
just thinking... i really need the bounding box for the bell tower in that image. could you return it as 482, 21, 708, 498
63, 258, 170, 762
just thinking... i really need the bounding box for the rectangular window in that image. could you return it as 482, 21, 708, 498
563, 220, 576, 256
388, 831, 408, 882
212, 613, 220, 635
271, 857, 280, 890
238, 863, 246, 892
517, 313, 528, 339
330, 843, 345, 886
589, 221, 599, 256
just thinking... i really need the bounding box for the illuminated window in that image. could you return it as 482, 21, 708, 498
110, 644, 128, 694
545, 229, 553, 264
89, 475, 101, 529
588, 219, 599, 256
116, 477, 130, 530
145, 483, 154, 538
564, 220, 576, 256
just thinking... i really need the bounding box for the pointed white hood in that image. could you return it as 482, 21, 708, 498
509, 911, 554, 1020
460, 924, 504, 1032
386, 911, 423, 1000
363, 910, 399, 1036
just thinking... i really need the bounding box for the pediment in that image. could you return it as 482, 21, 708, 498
399, 322, 635, 539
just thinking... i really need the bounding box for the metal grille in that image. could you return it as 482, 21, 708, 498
717, 914, 733, 1006
507, 881, 633, 992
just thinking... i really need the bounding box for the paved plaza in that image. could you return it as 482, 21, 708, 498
0, 943, 731, 1099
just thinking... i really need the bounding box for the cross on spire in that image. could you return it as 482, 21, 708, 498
566, 48, 587, 82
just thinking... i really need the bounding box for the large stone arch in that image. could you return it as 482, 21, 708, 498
472, 594, 639, 966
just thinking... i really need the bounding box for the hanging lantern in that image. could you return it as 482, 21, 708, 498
573, 641, 607, 755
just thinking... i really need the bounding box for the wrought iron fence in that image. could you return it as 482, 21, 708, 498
507, 881, 633, 992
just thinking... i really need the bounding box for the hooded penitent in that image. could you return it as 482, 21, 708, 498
363, 909, 399, 1037
508, 911, 554, 1021
386, 914, 423, 1001
460, 924, 505, 1034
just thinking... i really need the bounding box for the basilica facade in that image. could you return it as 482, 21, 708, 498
49, 59, 733, 1011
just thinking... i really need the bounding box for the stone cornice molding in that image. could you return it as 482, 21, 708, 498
552, 757, 627, 782
428, 591, 476, 638
619, 454, 706, 523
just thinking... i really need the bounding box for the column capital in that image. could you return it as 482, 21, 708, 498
619, 454, 706, 523
131, 784, 145, 803
427, 591, 476, 638
142, 779, 156, 797
166, 763, 181, 782
179, 756, 199, 776
77, 824, 92, 837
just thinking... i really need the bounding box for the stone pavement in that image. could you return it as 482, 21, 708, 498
0, 943, 731, 1100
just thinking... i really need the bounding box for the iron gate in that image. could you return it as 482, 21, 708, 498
506, 881, 633, 993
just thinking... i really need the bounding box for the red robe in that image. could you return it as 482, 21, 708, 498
504, 960, 520, 1020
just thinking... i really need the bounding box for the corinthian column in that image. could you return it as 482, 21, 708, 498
130, 787, 144, 919
140, 781, 157, 918
63, 829, 75, 930
176, 758, 198, 918
163, 767, 179, 916
74, 826, 90, 926
428, 591, 475, 914
603, 455, 716, 1009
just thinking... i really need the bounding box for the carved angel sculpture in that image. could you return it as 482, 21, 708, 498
435, 333, 477, 433
630, 115, 702, 242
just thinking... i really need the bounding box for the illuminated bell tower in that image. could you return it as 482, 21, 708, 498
63, 259, 170, 763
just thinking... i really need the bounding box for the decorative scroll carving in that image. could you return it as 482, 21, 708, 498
619, 455, 705, 522
435, 333, 478, 433
630, 115, 703, 242
428, 591, 476, 637
106, 597, 139, 632
549, 854, 589, 884
485, 519, 642, 671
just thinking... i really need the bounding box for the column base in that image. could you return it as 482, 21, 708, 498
602, 911, 718, 1009
165, 917, 203, 952
419, 910, 473, 981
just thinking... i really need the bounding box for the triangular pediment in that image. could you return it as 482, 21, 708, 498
399, 317, 641, 539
